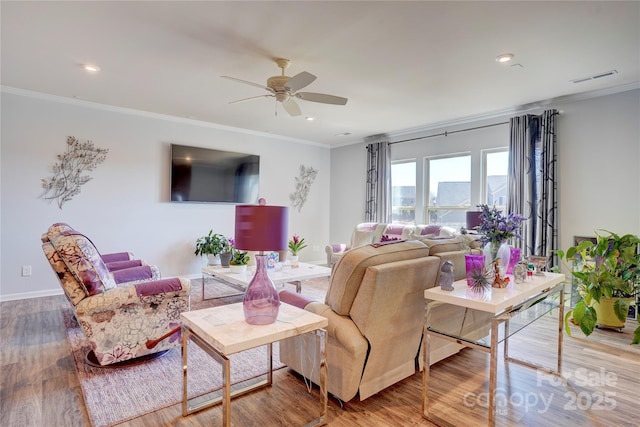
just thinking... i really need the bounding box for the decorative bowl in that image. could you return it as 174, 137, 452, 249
528, 256, 548, 276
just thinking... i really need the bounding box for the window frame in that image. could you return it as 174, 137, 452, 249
423, 152, 472, 226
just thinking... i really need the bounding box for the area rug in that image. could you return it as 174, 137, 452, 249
66, 276, 329, 427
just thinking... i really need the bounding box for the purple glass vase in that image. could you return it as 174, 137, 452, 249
243, 254, 280, 325
507, 247, 522, 275
464, 254, 486, 287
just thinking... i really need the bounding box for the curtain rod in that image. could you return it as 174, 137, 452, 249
388, 121, 509, 145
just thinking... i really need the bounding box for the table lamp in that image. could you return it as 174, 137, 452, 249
466, 211, 483, 231
234, 202, 289, 325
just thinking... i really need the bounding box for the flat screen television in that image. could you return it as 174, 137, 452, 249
170, 144, 260, 203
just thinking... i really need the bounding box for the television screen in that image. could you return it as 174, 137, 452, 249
170, 144, 260, 203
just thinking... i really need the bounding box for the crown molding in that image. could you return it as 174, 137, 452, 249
0, 86, 328, 149
386, 82, 640, 141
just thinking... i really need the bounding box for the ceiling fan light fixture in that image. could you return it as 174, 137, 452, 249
496, 53, 514, 63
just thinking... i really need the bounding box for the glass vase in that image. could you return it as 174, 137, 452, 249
243, 255, 280, 325
483, 241, 511, 276
507, 247, 522, 275
464, 254, 486, 287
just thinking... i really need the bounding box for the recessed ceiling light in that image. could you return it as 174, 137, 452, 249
305, 116, 315, 121
83, 64, 100, 73
496, 53, 514, 63
334, 132, 352, 137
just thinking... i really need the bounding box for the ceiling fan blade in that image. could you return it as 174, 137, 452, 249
285, 71, 316, 92
296, 92, 348, 105
229, 94, 273, 104
221, 76, 273, 92
282, 98, 302, 117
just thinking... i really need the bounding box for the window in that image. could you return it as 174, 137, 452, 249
391, 160, 416, 224
425, 154, 470, 228
483, 149, 508, 207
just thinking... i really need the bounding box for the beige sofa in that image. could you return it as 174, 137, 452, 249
280, 239, 489, 402
324, 222, 460, 266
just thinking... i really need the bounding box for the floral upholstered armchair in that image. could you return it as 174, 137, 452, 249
42, 225, 191, 366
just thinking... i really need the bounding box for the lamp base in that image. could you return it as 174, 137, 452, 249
243, 255, 280, 325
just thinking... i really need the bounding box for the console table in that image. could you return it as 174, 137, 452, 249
423, 272, 566, 426
181, 302, 329, 426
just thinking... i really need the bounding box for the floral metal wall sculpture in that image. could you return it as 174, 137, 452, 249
40, 136, 109, 209
289, 164, 318, 212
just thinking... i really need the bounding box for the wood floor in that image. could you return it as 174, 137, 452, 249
2, 294, 639, 427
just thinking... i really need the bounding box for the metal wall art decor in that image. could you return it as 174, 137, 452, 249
40, 136, 109, 209
289, 164, 318, 212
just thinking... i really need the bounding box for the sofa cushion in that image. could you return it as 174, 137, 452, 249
326, 240, 430, 316
51, 231, 116, 296
419, 237, 464, 255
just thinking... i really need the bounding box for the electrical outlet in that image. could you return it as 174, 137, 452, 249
21, 265, 32, 277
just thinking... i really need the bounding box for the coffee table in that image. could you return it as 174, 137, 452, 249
181, 302, 329, 426
422, 272, 565, 426
201, 262, 332, 300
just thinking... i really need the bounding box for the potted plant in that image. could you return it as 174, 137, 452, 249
555, 230, 640, 344
229, 248, 250, 273
194, 231, 230, 266
288, 234, 307, 268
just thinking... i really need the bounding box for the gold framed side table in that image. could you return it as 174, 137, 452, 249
181, 302, 329, 426
423, 272, 566, 426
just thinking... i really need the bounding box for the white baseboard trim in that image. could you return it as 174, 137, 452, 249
0, 274, 202, 302
0, 288, 63, 302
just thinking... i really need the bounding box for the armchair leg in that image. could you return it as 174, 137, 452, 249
85, 349, 171, 368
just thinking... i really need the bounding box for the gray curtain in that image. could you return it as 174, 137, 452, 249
365, 140, 391, 222
507, 109, 558, 265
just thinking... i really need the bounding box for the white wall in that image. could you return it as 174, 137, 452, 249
329, 89, 640, 261
1, 90, 330, 300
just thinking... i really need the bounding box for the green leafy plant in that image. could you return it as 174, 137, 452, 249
194, 231, 230, 257
230, 248, 250, 266
554, 230, 640, 344
288, 234, 308, 256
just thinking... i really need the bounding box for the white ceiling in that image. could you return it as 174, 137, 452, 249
2, 1, 639, 146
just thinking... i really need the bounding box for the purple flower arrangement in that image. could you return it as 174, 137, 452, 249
477, 204, 526, 245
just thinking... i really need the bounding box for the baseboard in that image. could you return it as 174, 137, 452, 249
0, 288, 63, 302
1, 274, 202, 302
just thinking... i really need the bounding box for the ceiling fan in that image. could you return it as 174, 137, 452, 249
221, 58, 348, 117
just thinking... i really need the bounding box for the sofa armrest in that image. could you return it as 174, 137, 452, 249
304, 302, 367, 355
279, 289, 315, 309
75, 277, 191, 315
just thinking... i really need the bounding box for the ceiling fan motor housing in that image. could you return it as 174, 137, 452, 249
267, 75, 290, 91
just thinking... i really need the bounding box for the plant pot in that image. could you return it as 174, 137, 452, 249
207, 254, 221, 266
591, 297, 634, 329
219, 252, 232, 267
229, 264, 247, 274
289, 255, 299, 268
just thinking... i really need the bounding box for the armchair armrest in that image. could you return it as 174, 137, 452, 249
101, 252, 135, 263
325, 243, 350, 265
111, 265, 161, 284
106, 259, 143, 271
75, 277, 191, 315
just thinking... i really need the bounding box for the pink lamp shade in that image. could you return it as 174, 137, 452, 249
234, 205, 289, 252
234, 204, 289, 325
466, 211, 483, 230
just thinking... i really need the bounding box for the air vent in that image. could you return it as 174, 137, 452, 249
571, 70, 618, 83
